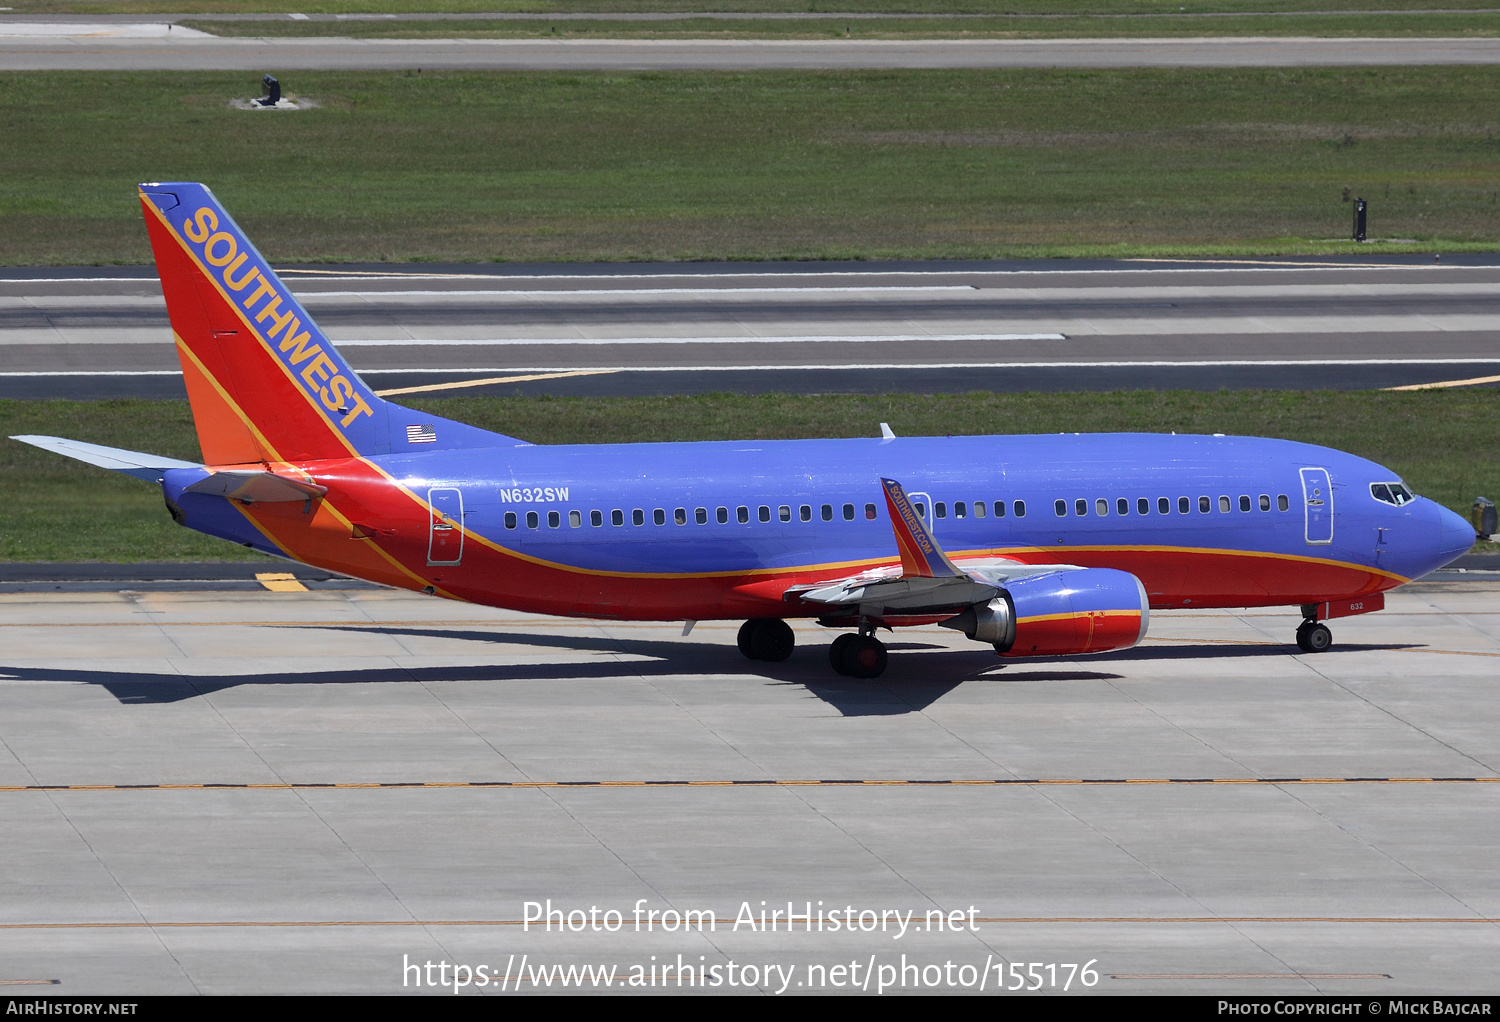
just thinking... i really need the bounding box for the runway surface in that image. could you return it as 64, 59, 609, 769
1, 575, 1497, 993
7, 31, 1500, 71
4, 256, 1499, 399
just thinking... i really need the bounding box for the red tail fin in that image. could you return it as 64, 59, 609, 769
139, 183, 390, 466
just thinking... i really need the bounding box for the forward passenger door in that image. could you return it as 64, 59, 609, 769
1299, 468, 1333, 545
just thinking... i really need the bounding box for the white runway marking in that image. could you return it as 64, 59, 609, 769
8, 357, 1500, 378
0, 264, 1454, 286
333, 333, 1069, 347
302, 285, 977, 297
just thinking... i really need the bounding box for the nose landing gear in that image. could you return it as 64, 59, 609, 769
1295, 619, 1333, 653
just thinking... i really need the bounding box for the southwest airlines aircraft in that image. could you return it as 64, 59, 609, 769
13, 184, 1477, 678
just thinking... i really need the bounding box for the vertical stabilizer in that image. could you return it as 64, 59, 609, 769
139, 182, 391, 465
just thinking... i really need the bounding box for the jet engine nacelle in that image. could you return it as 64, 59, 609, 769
942, 567, 1150, 658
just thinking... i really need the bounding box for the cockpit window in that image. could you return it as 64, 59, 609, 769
1370, 481, 1415, 506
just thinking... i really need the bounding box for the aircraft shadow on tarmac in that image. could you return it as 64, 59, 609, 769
0, 624, 1415, 716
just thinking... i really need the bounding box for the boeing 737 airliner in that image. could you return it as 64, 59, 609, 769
12, 184, 1476, 678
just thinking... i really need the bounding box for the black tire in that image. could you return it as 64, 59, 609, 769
748, 618, 796, 662
737, 619, 758, 659
841, 635, 888, 679
829, 634, 856, 675
1296, 621, 1333, 653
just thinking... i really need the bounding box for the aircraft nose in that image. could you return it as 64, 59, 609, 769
1433, 503, 1476, 568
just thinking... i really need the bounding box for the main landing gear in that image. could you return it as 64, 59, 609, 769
829, 630, 888, 679
1295, 619, 1333, 653
738, 618, 795, 662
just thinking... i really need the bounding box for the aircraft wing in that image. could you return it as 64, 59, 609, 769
784, 478, 1084, 616
10, 434, 201, 482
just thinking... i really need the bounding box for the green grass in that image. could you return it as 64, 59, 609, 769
6, 68, 1500, 264
181, 12, 1500, 38
2, 390, 1495, 561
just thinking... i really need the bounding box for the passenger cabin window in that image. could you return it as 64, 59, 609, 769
759, 505, 771, 523
1055, 499, 1067, 517
1371, 482, 1415, 506
1178, 496, 1190, 514
738, 506, 750, 524
569, 510, 582, 528
1278, 494, 1290, 511
1075, 499, 1088, 516
695, 507, 708, 525
718, 506, 729, 524
842, 503, 855, 521
915, 503, 927, 519
504, 512, 517, 529
864, 503, 878, 520
1259, 495, 1270, 512
821, 504, 833, 521
632, 509, 644, 526
527, 511, 539, 529
973, 501, 986, 518
994, 500, 1006, 518
935, 502, 947, 519
548, 511, 560, 528
654, 508, 666, 526
1198, 496, 1211, 514
1219, 496, 1231, 513
1239, 495, 1251, 512
612, 509, 625, 527
779, 505, 792, 523
1096, 498, 1108, 516
591, 510, 603, 527
674, 507, 687, 526
954, 501, 966, 519
800, 505, 811, 522
1014, 500, 1026, 517
1156, 497, 1168, 514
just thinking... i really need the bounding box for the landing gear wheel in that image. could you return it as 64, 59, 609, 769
1296, 621, 1333, 653
737, 620, 757, 658
738, 618, 795, 662
829, 634, 857, 675
840, 635, 888, 679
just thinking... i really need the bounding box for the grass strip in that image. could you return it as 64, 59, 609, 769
5, 68, 1500, 264
1, 390, 1494, 562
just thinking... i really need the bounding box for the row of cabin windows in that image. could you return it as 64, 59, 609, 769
503, 501, 887, 531
1053, 494, 1292, 518
912, 500, 1027, 520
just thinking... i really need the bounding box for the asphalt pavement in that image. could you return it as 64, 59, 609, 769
2, 579, 1498, 993
6, 29, 1500, 71
4, 255, 1498, 398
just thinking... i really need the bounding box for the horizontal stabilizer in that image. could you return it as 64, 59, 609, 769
10, 435, 200, 482
184, 471, 328, 504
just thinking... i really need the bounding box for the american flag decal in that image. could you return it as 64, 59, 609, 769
406, 424, 437, 444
